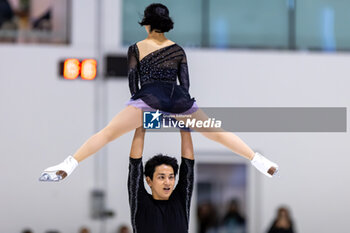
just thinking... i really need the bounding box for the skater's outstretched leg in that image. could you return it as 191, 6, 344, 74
39, 106, 143, 181
180, 109, 278, 177
73, 106, 143, 162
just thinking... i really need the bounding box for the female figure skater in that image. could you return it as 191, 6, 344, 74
39, 3, 278, 182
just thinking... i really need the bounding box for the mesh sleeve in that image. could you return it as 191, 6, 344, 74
178, 51, 190, 91
175, 157, 194, 222
127, 45, 140, 96
128, 158, 147, 226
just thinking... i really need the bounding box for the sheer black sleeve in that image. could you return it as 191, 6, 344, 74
178, 51, 190, 91
127, 45, 140, 96
174, 157, 195, 222
128, 158, 147, 227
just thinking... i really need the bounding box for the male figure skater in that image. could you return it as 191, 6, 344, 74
128, 127, 194, 233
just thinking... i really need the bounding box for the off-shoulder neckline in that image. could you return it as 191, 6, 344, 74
134, 43, 178, 63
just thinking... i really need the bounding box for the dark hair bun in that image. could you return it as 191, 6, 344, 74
139, 3, 174, 33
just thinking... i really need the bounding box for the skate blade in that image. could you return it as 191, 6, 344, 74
38, 172, 62, 182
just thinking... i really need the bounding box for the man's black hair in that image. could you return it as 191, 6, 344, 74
145, 154, 179, 180
139, 3, 174, 33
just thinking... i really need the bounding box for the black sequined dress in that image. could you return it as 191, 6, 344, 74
127, 43, 196, 113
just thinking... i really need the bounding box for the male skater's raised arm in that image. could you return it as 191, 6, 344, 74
128, 127, 147, 233
175, 130, 195, 225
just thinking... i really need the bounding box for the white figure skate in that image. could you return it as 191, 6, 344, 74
39, 156, 78, 182
251, 152, 279, 178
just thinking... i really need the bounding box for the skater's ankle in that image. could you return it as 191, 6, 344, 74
71, 155, 81, 163
248, 151, 255, 161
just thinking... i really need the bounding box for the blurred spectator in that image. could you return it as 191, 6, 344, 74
117, 224, 131, 233
78, 226, 90, 233
198, 201, 219, 233
22, 229, 33, 233
0, 0, 14, 28
221, 199, 246, 233
32, 9, 51, 31
267, 206, 295, 233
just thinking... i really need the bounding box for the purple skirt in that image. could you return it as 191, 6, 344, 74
126, 98, 199, 115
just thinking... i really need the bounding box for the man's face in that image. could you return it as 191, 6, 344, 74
147, 164, 175, 200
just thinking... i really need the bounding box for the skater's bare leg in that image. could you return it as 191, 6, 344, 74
39, 106, 143, 181
176, 108, 278, 177
73, 106, 143, 162
181, 109, 255, 160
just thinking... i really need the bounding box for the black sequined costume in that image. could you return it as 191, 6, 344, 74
127, 43, 195, 113
128, 157, 194, 233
